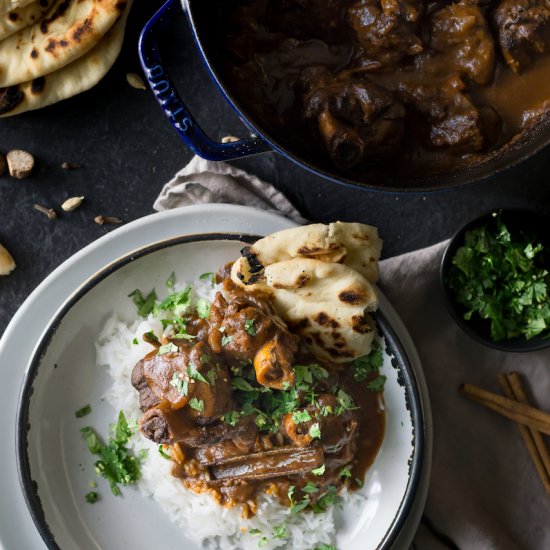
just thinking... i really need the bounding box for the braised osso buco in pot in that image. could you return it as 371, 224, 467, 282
215, 0, 550, 179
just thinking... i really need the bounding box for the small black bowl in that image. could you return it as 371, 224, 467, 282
440, 208, 550, 352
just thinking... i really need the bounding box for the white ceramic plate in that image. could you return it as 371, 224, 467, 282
0, 205, 432, 549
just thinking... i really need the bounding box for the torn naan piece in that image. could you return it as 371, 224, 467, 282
237, 222, 382, 284
0, 0, 127, 88
232, 257, 378, 363
0, 0, 54, 41
0, 0, 131, 116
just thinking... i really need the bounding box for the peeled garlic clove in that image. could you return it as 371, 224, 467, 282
61, 196, 84, 212
0, 243, 15, 276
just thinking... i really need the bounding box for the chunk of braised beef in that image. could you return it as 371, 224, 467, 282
398, 76, 500, 152
347, 0, 424, 66
301, 66, 405, 169
140, 408, 256, 448
430, 1, 496, 84
208, 289, 299, 389
493, 0, 550, 73
131, 357, 161, 412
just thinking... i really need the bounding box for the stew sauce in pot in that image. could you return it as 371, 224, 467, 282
215, 0, 550, 179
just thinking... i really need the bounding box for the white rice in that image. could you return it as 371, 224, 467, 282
95, 279, 363, 550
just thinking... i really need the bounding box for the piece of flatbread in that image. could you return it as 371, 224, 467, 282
232, 257, 378, 363
0, 0, 54, 41
0, 0, 34, 13
238, 222, 382, 284
0, 0, 127, 88
0, 1, 130, 116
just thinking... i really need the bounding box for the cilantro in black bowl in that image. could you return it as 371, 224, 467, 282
441, 209, 550, 352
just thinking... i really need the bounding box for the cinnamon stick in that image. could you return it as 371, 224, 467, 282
498, 374, 550, 496
460, 384, 550, 436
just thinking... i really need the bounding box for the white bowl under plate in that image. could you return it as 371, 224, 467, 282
0, 205, 432, 549
18, 233, 427, 550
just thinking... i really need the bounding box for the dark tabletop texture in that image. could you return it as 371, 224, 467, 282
1, 1, 549, 336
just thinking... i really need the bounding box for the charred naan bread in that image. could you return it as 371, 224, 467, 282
0, 0, 130, 116
0, 0, 127, 88
232, 257, 378, 363
237, 222, 382, 284
0, 0, 54, 41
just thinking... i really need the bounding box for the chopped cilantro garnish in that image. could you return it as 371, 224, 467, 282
223, 411, 240, 426
302, 481, 319, 494
173, 332, 195, 340
447, 213, 550, 341
132, 337, 139, 345
189, 397, 205, 413
315, 545, 337, 550
187, 362, 209, 384
80, 411, 141, 497
169, 372, 188, 396
352, 340, 383, 382
292, 410, 312, 424
158, 445, 171, 459
199, 271, 215, 285
207, 369, 217, 385
244, 318, 257, 336
249, 528, 262, 535
273, 524, 288, 540
196, 299, 211, 319
335, 389, 356, 414
311, 465, 326, 476
287, 485, 295, 502
311, 486, 341, 513
308, 422, 321, 439
290, 496, 310, 514
166, 272, 175, 289
158, 342, 178, 355
339, 467, 352, 479
232, 377, 256, 392
75, 404, 92, 418
85, 491, 99, 504
221, 334, 233, 347
128, 289, 157, 317
158, 285, 192, 314
258, 537, 268, 547
367, 375, 387, 392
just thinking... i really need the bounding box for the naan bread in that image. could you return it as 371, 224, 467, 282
0, 1, 130, 116
232, 257, 378, 363
0, 0, 127, 88
0, 0, 54, 41
238, 222, 382, 284
0, 0, 34, 13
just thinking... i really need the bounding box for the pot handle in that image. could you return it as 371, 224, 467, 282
138, 0, 271, 161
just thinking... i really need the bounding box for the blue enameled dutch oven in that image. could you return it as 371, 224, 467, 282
138, 0, 550, 193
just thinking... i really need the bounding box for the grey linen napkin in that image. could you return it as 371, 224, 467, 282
155, 158, 550, 550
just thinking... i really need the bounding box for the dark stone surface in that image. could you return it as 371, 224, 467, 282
0, 1, 549, 336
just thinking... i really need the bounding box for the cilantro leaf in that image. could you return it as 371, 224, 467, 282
75, 404, 92, 418
187, 362, 209, 384
308, 422, 321, 439
367, 375, 387, 392
196, 299, 211, 319
199, 272, 215, 285
244, 318, 257, 336
311, 465, 326, 476
85, 491, 99, 504
158, 342, 179, 355
189, 398, 205, 413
